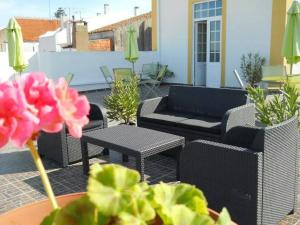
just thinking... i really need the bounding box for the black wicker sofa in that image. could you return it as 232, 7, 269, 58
137, 85, 255, 142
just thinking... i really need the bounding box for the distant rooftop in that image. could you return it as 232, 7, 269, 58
89, 12, 151, 34
15, 17, 60, 42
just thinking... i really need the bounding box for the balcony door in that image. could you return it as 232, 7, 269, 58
193, 0, 222, 87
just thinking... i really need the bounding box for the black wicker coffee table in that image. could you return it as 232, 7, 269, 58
80, 125, 185, 180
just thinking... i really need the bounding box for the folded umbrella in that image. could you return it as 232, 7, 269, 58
7, 17, 27, 73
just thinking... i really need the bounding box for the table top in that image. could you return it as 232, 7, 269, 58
81, 125, 185, 157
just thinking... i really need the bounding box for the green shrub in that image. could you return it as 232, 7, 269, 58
247, 81, 299, 126
104, 77, 140, 125
42, 164, 232, 225
240, 53, 266, 87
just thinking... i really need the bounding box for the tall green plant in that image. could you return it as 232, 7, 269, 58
240, 53, 266, 87
104, 77, 140, 124
247, 81, 299, 126
42, 164, 232, 225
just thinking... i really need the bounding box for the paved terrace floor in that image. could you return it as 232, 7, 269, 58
0, 85, 299, 225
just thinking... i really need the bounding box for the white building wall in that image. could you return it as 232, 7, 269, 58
0, 51, 158, 90
37, 51, 158, 87
0, 52, 36, 82
158, 0, 189, 84
23, 42, 39, 52
225, 0, 273, 87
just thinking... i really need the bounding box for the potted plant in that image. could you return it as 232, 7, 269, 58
240, 53, 266, 87
104, 76, 140, 125
247, 81, 299, 126
1, 164, 236, 225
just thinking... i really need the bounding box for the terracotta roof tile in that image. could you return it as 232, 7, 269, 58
16, 18, 60, 42
90, 12, 151, 34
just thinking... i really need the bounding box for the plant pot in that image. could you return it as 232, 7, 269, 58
0, 193, 237, 225
0, 192, 84, 225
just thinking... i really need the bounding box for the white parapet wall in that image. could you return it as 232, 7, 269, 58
0, 51, 159, 90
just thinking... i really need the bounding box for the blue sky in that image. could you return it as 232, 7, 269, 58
0, 0, 151, 28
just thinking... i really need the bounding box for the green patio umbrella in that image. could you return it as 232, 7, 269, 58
125, 25, 139, 73
6, 17, 27, 73
282, 0, 300, 75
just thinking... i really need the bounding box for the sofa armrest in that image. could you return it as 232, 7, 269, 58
180, 140, 263, 225
137, 96, 168, 118
221, 104, 256, 140
89, 102, 108, 128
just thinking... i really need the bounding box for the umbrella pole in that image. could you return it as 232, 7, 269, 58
132, 62, 135, 74
290, 64, 293, 76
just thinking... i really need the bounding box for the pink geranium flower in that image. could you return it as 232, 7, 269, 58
55, 78, 90, 138
18, 73, 63, 133
0, 73, 90, 148
0, 82, 38, 148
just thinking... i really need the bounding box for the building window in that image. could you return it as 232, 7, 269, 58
194, 0, 222, 19
197, 22, 207, 62
209, 20, 221, 62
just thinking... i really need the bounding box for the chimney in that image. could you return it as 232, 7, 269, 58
104, 4, 109, 15
60, 15, 66, 29
134, 6, 139, 16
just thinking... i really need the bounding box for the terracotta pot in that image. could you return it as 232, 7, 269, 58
0, 193, 237, 225
0, 192, 85, 225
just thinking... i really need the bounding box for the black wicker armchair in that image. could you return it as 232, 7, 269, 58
180, 117, 299, 225
37, 103, 107, 167
137, 85, 255, 142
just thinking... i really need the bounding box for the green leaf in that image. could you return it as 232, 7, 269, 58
171, 205, 214, 225
119, 199, 156, 225
56, 196, 105, 225
40, 208, 61, 225
87, 164, 141, 216
216, 208, 232, 225
151, 183, 208, 224
41, 196, 108, 225
189, 196, 209, 216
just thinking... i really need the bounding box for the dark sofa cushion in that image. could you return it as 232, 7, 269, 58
139, 112, 192, 126
177, 116, 222, 134
139, 112, 222, 135
167, 86, 248, 118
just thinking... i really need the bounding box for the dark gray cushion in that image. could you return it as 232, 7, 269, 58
224, 126, 260, 148
83, 120, 104, 130
139, 112, 192, 126
167, 86, 248, 118
140, 112, 221, 135
177, 116, 222, 134
66, 120, 103, 134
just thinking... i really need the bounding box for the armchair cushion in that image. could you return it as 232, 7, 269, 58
83, 120, 104, 130
223, 126, 261, 148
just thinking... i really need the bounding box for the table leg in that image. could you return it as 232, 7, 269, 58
103, 148, 109, 156
136, 157, 145, 181
81, 140, 89, 176
176, 146, 183, 181
122, 154, 129, 162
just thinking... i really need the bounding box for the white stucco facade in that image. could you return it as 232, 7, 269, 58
154, 0, 290, 88
158, 0, 189, 84
225, 0, 273, 87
